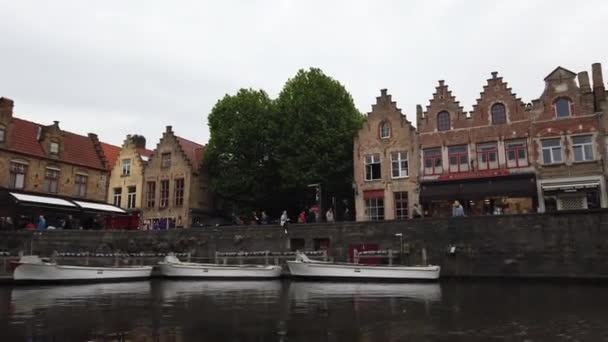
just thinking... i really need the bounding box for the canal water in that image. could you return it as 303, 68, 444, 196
0, 280, 607, 341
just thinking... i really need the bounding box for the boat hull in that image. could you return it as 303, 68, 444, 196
287, 261, 440, 281
13, 263, 153, 282
158, 263, 283, 279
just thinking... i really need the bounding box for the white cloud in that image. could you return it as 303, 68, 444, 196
1, 0, 607, 145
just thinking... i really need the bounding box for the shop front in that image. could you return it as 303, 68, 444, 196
537, 176, 607, 212
420, 174, 537, 217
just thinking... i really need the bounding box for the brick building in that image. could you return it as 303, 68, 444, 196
353, 90, 419, 221
417, 73, 537, 217
0, 97, 116, 202
531, 64, 607, 211
107, 135, 153, 210
141, 126, 213, 228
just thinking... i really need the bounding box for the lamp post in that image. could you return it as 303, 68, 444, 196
395, 233, 403, 265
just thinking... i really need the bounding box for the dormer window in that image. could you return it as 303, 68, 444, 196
554, 98, 572, 118
491, 103, 506, 125
379, 121, 391, 139
49, 142, 59, 154
0, 126, 5, 143
437, 111, 450, 131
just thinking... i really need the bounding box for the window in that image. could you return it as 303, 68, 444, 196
448, 145, 469, 173
146, 181, 156, 208
423, 148, 443, 175
161, 153, 171, 168
391, 151, 408, 178
505, 140, 528, 168
491, 103, 506, 124
554, 98, 572, 118
365, 198, 384, 221
74, 174, 87, 197
0, 127, 5, 143
572, 135, 593, 162
127, 186, 136, 209
380, 121, 390, 139
49, 142, 59, 154
113, 188, 122, 207
476, 143, 498, 170
121, 159, 131, 176
541, 138, 562, 164
45, 168, 60, 193
437, 111, 450, 131
160, 180, 170, 208
9, 162, 27, 189
364, 154, 381, 181
394, 191, 408, 220
174, 178, 185, 206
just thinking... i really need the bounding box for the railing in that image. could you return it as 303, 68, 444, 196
215, 250, 329, 265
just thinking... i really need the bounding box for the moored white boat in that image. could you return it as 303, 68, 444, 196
13, 255, 153, 282
157, 255, 283, 278
287, 252, 440, 281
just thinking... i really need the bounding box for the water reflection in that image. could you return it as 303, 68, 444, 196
1, 280, 607, 341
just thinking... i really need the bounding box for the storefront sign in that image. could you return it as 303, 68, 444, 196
437, 169, 510, 181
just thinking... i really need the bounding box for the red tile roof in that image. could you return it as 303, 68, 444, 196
100, 142, 121, 171
7, 118, 106, 170
176, 136, 205, 167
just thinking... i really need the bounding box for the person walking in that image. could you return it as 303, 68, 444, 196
260, 211, 268, 225
452, 201, 465, 217
280, 210, 290, 234
325, 208, 335, 223
37, 215, 47, 230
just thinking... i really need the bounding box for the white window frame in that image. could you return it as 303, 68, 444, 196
9, 161, 27, 189
365, 197, 384, 221
113, 188, 122, 207
380, 122, 390, 139
505, 140, 529, 168
127, 186, 137, 209
364, 154, 381, 181
541, 138, 563, 164
391, 151, 408, 178
45, 167, 60, 193
394, 191, 408, 220
121, 159, 131, 176
49, 142, 59, 154
571, 135, 594, 162
74, 174, 88, 197
554, 98, 572, 118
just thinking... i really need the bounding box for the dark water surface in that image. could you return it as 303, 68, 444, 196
1, 279, 607, 341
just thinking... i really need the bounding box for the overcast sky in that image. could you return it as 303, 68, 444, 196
1, 0, 607, 146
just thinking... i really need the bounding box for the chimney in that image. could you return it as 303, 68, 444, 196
131, 135, 146, 149
380, 89, 387, 97
53, 120, 60, 128
0, 97, 14, 121
578, 71, 591, 92
166, 125, 172, 133
491, 71, 498, 79
416, 104, 423, 127
592, 63, 606, 110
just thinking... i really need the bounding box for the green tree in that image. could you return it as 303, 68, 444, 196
275, 68, 364, 213
205, 89, 279, 215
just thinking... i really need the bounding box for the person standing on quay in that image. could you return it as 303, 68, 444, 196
37, 215, 47, 230
413, 204, 424, 218
280, 210, 290, 234
452, 201, 465, 217
325, 208, 335, 223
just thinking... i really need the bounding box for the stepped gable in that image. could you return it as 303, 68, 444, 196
470, 71, 528, 124
150, 126, 205, 172
417, 80, 467, 133
8, 118, 106, 170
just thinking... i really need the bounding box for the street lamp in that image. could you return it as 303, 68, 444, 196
395, 233, 403, 265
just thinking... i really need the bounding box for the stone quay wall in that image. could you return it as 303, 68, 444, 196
2, 210, 608, 279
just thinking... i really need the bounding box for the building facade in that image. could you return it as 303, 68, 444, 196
353, 89, 419, 221
141, 126, 213, 228
531, 64, 607, 211
107, 135, 153, 210
417, 73, 537, 217
0, 97, 116, 202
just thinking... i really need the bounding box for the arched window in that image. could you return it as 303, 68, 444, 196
491, 103, 506, 125
554, 98, 572, 118
437, 111, 450, 131
379, 121, 391, 139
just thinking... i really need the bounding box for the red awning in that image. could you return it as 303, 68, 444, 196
363, 189, 384, 199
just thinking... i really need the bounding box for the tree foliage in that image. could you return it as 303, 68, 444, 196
205, 69, 363, 218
